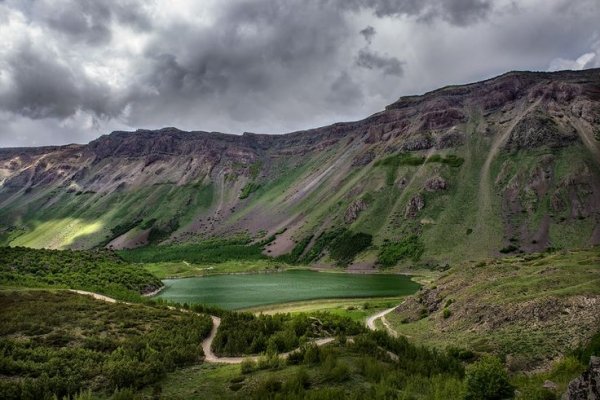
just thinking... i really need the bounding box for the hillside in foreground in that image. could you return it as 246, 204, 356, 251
1, 69, 599, 268
386, 248, 600, 372
0, 246, 598, 399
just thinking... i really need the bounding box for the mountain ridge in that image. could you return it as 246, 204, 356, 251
1, 68, 599, 268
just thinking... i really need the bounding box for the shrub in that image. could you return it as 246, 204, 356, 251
499, 245, 519, 254
0, 247, 162, 299
239, 182, 261, 199
328, 230, 373, 266
278, 235, 313, 264
119, 239, 266, 264
240, 359, 256, 374
464, 355, 514, 400
443, 308, 452, 319
229, 382, 244, 391
377, 235, 425, 267
441, 154, 465, 167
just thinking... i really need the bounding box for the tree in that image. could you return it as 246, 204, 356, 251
464, 355, 514, 400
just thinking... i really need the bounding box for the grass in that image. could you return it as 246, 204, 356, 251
139, 363, 241, 399
385, 248, 600, 370
9, 218, 106, 249
2, 182, 216, 249
143, 259, 294, 279
243, 296, 405, 322
118, 238, 267, 264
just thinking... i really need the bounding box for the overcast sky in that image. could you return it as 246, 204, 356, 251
0, 0, 599, 147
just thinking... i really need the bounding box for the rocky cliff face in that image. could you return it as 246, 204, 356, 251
564, 356, 600, 400
1, 69, 599, 263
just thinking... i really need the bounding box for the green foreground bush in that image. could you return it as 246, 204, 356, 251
0, 290, 212, 399
0, 246, 161, 299
464, 355, 514, 400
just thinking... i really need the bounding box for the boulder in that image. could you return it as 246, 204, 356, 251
344, 199, 368, 224
425, 176, 448, 192
563, 356, 600, 400
405, 194, 425, 218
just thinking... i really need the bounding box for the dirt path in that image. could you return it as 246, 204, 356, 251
70, 289, 120, 303
69, 289, 338, 364
202, 316, 256, 364
366, 306, 397, 331
71, 289, 409, 363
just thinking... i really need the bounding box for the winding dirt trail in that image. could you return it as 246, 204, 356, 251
366, 306, 399, 338
70, 289, 119, 303
201, 316, 257, 364
68, 289, 337, 364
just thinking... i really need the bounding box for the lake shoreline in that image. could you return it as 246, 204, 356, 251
153, 265, 421, 281
154, 270, 421, 310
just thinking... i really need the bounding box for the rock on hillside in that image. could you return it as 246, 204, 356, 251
563, 356, 600, 400
388, 249, 600, 371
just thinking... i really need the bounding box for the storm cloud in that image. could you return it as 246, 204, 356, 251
0, 0, 599, 146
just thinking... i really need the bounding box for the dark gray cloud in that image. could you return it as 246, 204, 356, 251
360, 26, 376, 43
30, 0, 152, 44
340, 0, 492, 26
0, 39, 122, 119
0, 0, 599, 147
356, 49, 404, 76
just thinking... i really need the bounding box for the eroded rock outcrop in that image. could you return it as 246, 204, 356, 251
345, 199, 368, 224
405, 194, 425, 218
424, 176, 448, 192
505, 112, 578, 150
563, 356, 600, 400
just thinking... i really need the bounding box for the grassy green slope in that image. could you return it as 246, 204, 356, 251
386, 248, 600, 370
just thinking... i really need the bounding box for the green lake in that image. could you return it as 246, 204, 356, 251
155, 270, 420, 310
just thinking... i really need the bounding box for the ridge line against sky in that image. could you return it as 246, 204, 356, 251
0, 0, 599, 147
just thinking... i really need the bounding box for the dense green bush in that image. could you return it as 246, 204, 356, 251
328, 230, 373, 266
376, 152, 464, 169
0, 291, 212, 399
289, 228, 372, 266
464, 355, 514, 400
0, 246, 161, 299
278, 235, 314, 264
377, 235, 425, 267
212, 311, 362, 356
239, 182, 261, 199
118, 238, 266, 264
301, 229, 345, 263
244, 329, 465, 399
375, 153, 464, 185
